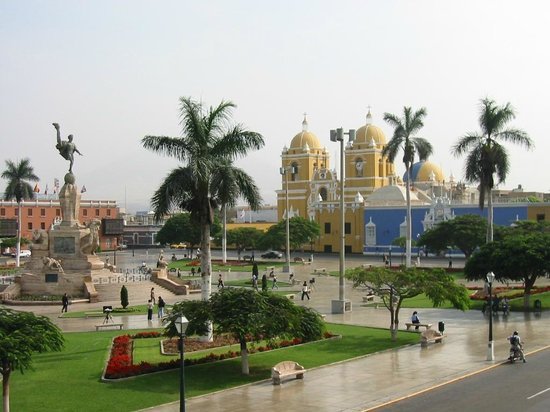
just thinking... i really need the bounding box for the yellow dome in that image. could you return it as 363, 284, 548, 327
289, 115, 322, 150
411, 161, 445, 183
353, 110, 386, 148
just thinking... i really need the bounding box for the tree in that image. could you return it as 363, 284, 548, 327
154, 213, 201, 248
383, 107, 433, 267
418, 214, 487, 258
0, 309, 64, 412
142, 97, 264, 336
464, 221, 550, 309
166, 288, 324, 374
120, 285, 129, 309
453, 98, 533, 242
1, 159, 39, 268
224, 227, 264, 260
346, 266, 470, 340
258, 216, 320, 253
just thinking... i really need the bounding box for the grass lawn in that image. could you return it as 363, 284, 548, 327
61, 305, 150, 318
168, 260, 287, 273
9, 324, 418, 412
223, 279, 292, 288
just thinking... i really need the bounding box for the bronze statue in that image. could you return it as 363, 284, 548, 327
53, 123, 83, 173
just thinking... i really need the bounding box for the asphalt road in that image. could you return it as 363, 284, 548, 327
376, 348, 550, 412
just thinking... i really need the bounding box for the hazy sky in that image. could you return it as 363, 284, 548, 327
2, 0, 549, 213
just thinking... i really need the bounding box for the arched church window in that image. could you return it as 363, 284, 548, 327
319, 187, 328, 201
291, 163, 299, 181
355, 158, 364, 177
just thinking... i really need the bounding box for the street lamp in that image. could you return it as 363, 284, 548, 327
280, 165, 297, 273
389, 245, 392, 267
486, 271, 495, 361
329, 127, 355, 314
175, 315, 189, 412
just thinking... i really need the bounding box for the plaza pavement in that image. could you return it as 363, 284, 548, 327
8, 255, 550, 411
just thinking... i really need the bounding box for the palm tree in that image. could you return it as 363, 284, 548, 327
1, 159, 39, 267
383, 107, 433, 267
453, 98, 533, 242
142, 97, 264, 313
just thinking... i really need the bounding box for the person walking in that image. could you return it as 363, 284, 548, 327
150, 287, 156, 304
157, 296, 166, 318
61, 293, 69, 313
272, 274, 278, 290
217, 273, 224, 289
147, 299, 153, 321
191, 267, 195, 276
252, 274, 259, 291
301, 281, 310, 300
261, 273, 268, 292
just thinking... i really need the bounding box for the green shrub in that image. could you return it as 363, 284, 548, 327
120, 285, 129, 309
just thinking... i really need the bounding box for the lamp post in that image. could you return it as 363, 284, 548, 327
175, 315, 189, 412
329, 127, 355, 314
486, 271, 495, 361
389, 245, 392, 267
279, 165, 296, 273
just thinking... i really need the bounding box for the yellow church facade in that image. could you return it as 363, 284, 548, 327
277, 112, 396, 253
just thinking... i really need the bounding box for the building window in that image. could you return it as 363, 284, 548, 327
28, 222, 33, 230
319, 187, 328, 201
40, 208, 46, 217
345, 245, 352, 253
345, 222, 351, 234
355, 158, 364, 177
323, 244, 332, 253
83, 209, 88, 217
41, 222, 46, 229
27, 208, 32, 216
107, 209, 111, 216
0, 208, 5, 216
56, 209, 61, 216
15, 209, 18, 216
324, 222, 331, 234
291, 163, 299, 181
537, 214, 545, 222
95, 209, 100, 217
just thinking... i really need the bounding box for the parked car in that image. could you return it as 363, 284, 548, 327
261, 250, 283, 259
11, 249, 31, 258
170, 243, 187, 249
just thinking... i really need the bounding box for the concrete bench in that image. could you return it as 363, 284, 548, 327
284, 293, 296, 300
95, 323, 123, 331
421, 329, 444, 346
313, 268, 326, 274
271, 361, 306, 385
405, 322, 432, 331
362, 294, 381, 308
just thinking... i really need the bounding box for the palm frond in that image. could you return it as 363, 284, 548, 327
412, 137, 433, 161
497, 128, 534, 148
452, 133, 482, 156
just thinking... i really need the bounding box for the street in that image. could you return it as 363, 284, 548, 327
376, 348, 550, 412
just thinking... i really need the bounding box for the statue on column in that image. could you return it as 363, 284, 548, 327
53, 123, 83, 173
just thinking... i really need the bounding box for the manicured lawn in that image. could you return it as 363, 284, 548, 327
223, 278, 292, 288
61, 305, 149, 318
9, 324, 418, 412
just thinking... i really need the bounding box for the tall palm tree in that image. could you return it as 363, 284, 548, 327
142, 97, 264, 311
1, 159, 39, 267
453, 98, 533, 242
383, 107, 433, 267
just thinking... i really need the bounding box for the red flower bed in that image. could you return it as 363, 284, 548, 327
468, 285, 550, 300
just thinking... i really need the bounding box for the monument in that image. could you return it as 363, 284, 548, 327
19, 124, 109, 299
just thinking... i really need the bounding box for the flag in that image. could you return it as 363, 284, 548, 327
81, 185, 87, 193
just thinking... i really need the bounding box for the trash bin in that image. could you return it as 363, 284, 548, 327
534, 299, 542, 311
438, 321, 445, 334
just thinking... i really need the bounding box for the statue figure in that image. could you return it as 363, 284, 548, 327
157, 250, 168, 269
80, 219, 101, 255
52, 123, 83, 173
31, 229, 49, 251
42, 256, 64, 272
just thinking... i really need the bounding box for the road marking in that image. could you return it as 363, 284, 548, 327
527, 387, 550, 400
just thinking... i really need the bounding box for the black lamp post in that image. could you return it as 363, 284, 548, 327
175, 315, 189, 412
486, 271, 495, 361
389, 246, 392, 267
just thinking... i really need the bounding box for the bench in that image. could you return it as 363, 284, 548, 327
293, 257, 304, 263
362, 294, 381, 308
95, 323, 123, 331
421, 329, 444, 346
271, 361, 306, 385
405, 322, 432, 331
313, 268, 326, 274
284, 293, 296, 300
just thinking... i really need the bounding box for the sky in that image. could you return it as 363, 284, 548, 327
1, 0, 549, 213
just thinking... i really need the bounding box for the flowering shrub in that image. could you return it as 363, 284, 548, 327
468, 285, 550, 301
132, 331, 161, 339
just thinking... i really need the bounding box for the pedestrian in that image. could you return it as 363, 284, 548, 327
269, 269, 274, 278
411, 311, 420, 330
150, 287, 156, 304
252, 274, 259, 291
272, 274, 278, 289
157, 296, 166, 318
197, 267, 201, 276
382, 253, 387, 263
301, 281, 310, 300
61, 292, 69, 313
261, 273, 268, 292
448, 259, 453, 269
191, 267, 195, 276
177, 268, 181, 278
309, 277, 316, 291
147, 299, 153, 321
217, 272, 224, 289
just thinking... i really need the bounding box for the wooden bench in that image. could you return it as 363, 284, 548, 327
271, 361, 306, 385
405, 322, 432, 331
421, 329, 444, 346
95, 323, 123, 331
313, 268, 326, 274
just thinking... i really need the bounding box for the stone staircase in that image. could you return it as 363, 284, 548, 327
94, 280, 178, 303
